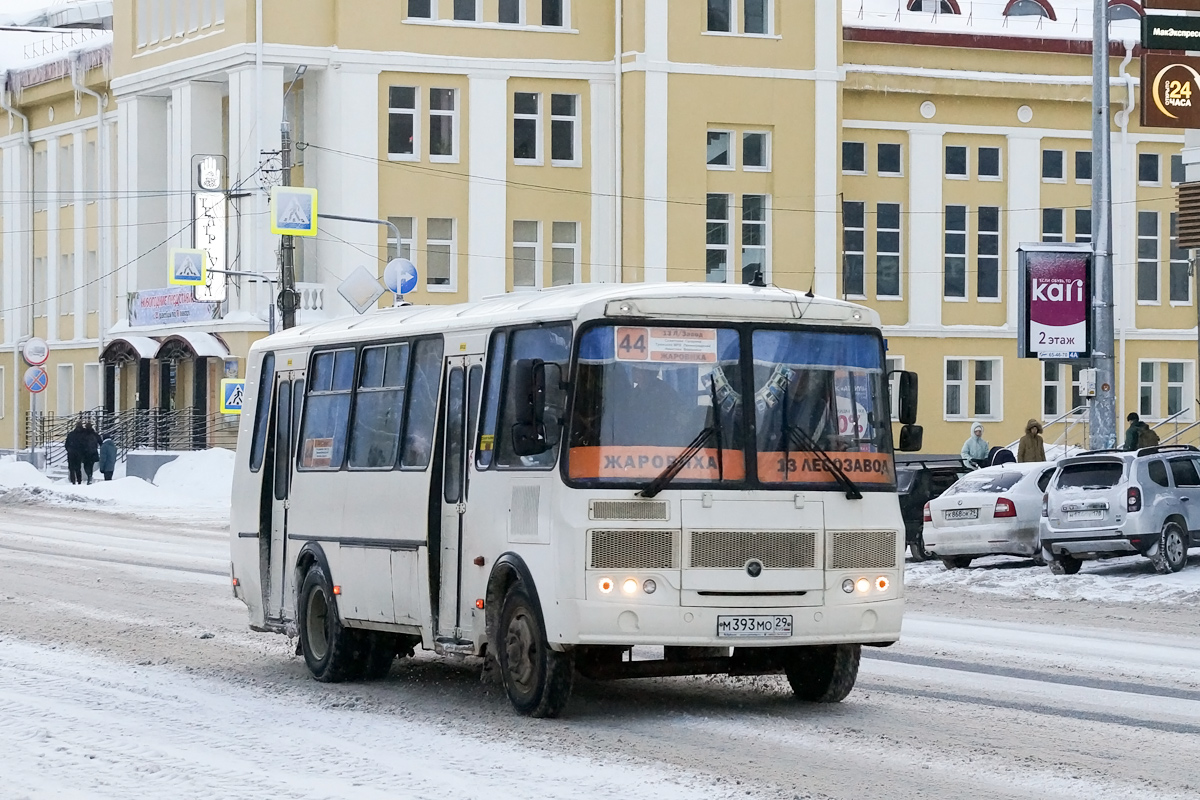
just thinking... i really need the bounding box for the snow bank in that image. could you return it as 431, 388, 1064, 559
153, 448, 235, 502
0, 460, 55, 490
907, 554, 1200, 605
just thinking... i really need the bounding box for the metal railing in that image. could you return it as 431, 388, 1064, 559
27, 408, 239, 469
1005, 406, 1090, 454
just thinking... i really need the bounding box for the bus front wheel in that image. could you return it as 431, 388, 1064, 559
784, 644, 860, 703
496, 584, 574, 718
298, 564, 366, 683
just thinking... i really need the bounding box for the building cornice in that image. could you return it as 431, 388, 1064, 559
844, 25, 1149, 57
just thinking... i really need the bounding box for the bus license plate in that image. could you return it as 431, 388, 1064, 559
716, 615, 792, 638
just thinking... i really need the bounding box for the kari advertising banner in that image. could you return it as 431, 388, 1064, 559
1018, 245, 1092, 360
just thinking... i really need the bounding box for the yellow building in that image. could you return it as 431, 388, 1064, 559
1, 0, 1194, 457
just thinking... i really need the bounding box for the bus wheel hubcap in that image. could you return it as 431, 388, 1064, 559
505, 612, 537, 691
307, 591, 329, 660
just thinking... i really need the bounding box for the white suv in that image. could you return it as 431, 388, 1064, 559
1040, 445, 1200, 575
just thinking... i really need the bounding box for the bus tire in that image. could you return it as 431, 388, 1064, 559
361, 633, 399, 680
497, 584, 574, 718
298, 564, 366, 683
784, 644, 860, 703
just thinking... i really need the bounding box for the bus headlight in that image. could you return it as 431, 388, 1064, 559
622, 578, 639, 595
598, 577, 614, 594
856, 578, 870, 594
643, 579, 657, 595
842, 579, 855, 594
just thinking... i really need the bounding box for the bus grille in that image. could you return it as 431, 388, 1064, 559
589, 529, 677, 570
827, 530, 897, 570
688, 530, 817, 570
589, 500, 670, 521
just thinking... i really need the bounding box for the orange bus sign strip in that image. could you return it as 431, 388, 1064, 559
569, 447, 745, 481
757, 452, 895, 485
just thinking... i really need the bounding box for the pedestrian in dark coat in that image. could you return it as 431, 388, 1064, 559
98, 433, 117, 481
1017, 419, 1047, 463
64, 422, 86, 485
81, 422, 101, 485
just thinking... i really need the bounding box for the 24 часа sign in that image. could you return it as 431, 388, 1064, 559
1018, 245, 1093, 360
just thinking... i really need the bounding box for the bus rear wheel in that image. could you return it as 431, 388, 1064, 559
784, 644, 860, 703
496, 584, 574, 718
298, 564, 366, 683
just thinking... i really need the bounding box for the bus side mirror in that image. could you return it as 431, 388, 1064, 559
898, 424, 923, 452
897, 371, 919, 425
511, 358, 551, 457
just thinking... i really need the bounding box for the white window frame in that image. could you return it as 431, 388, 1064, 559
1139, 360, 1159, 419
426, 218, 458, 292
943, 204, 968, 301
1171, 153, 1186, 187
1164, 361, 1193, 421
84, 363, 101, 410
1041, 148, 1065, 183
1137, 210, 1160, 305
513, 92, 542, 165
706, 0, 733, 32
877, 143, 903, 177
741, 193, 771, 285
452, 0, 479, 22
977, 146, 1002, 181
1042, 207, 1064, 243
944, 357, 1002, 422
387, 216, 416, 267
706, 129, 735, 171
742, 130, 771, 172
741, 0, 774, 35
886, 355, 905, 420
842, 201, 866, 299
428, 88, 459, 164
977, 205, 1001, 302
1074, 208, 1092, 245
387, 86, 420, 162
875, 202, 902, 299
704, 0, 775, 36
57, 364, 74, 416
551, 221, 581, 286
549, 93, 581, 168
842, 141, 866, 175
944, 144, 969, 180
1042, 361, 1064, 420
1075, 150, 1093, 184
498, 0, 525, 24
540, 0, 568, 28
1138, 152, 1162, 187
1170, 211, 1192, 306
512, 220, 542, 291
407, 0, 435, 19
972, 358, 1002, 421
706, 193, 732, 284
944, 357, 966, 420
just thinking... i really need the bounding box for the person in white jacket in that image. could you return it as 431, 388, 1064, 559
960, 422, 989, 468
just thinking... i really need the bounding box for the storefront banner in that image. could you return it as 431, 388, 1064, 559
130, 287, 219, 327
1018, 245, 1093, 360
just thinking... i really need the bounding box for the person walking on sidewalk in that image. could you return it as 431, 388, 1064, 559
960, 422, 990, 469
64, 421, 86, 485
80, 421, 101, 485
1123, 412, 1159, 451
1018, 419, 1046, 463
98, 433, 117, 481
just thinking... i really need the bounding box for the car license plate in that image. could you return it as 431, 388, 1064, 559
944, 508, 979, 520
1067, 509, 1104, 520
716, 615, 793, 638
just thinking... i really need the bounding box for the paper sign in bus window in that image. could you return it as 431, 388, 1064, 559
302, 438, 335, 468
615, 327, 718, 363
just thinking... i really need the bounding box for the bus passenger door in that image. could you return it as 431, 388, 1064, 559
436, 355, 483, 641
266, 372, 300, 620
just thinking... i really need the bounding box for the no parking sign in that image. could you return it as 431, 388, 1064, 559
24, 366, 48, 394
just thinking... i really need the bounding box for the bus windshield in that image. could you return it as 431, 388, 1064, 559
567, 324, 894, 489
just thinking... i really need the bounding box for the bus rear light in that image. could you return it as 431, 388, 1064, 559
876, 576, 890, 592
994, 498, 1017, 518
855, 578, 870, 594
598, 577, 614, 594
642, 579, 657, 595
923, 502, 932, 523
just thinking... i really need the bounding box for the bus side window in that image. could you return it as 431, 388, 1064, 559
475, 330, 507, 469
248, 353, 275, 472
348, 342, 411, 470
495, 324, 572, 470
401, 337, 443, 469
297, 349, 355, 470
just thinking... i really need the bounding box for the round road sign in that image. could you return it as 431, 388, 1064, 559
24, 366, 48, 394
384, 258, 419, 296
21, 337, 49, 366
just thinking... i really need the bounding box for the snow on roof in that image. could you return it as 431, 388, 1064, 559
0, 0, 111, 28
846, 0, 1144, 45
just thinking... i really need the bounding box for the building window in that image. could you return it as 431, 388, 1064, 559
1168, 362, 1188, 418
944, 205, 967, 299
388, 86, 418, 159
886, 356, 905, 419
512, 220, 541, 290
744, 0, 770, 33
427, 218, 456, 290
429, 88, 457, 161
909, 0, 960, 10
1042, 149, 1064, 181
59, 254, 74, 314
945, 145, 967, 178
1170, 212, 1191, 304
57, 364, 74, 416
550, 94, 579, 165
513, 92, 540, 163
877, 202, 901, 297
499, 0, 522, 24
842, 201, 865, 297
878, 143, 902, 176
743, 131, 770, 171
551, 221, 579, 286
978, 206, 1000, 299
1042, 361, 1061, 418
842, 141, 865, 174
973, 360, 998, 417
1074, 209, 1092, 244
59, 141, 74, 203
945, 359, 965, 418
978, 146, 1001, 179
84, 140, 98, 199
707, 130, 733, 169
706, 194, 731, 283
742, 194, 769, 284
1075, 150, 1092, 183
33, 256, 47, 317
1138, 210, 1159, 303
1140, 361, 1157, 418
1172, 154, 1186, 185
34, 149, 47, 213
408, 0, 432, 18
542, 0, 564, 26
453, 0, 477, 21
1042, 208, 1064, 243
1139, 152, 1161, 185
1006, 0, 1054, 18
386, 216, 415, 262
707, 0, 732, 32
86, 250, 99, 313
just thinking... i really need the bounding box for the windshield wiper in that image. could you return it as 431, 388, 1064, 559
639, 382, 725, 499
783, 423, 863, 500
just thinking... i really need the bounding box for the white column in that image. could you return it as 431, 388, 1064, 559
73, 130, 86, 339
115, 94, 169, 307
46, 139, 60, 329
643, 0, 668, 283
589, 79, 616, 284
2, 143, 31, 343
907, 130, 942, 328
312, 66, 379, 315
1006, 133, 1042, 331
467, 74, 508, 300
812, 0, 839, 297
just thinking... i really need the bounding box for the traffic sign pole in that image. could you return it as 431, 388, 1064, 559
1090, 0, 1117, 450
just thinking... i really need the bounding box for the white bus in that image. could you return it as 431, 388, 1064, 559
230, 283, 922, 717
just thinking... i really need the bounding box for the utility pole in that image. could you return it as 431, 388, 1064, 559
276, 66, 306, 330
1090, 0, 1117, 450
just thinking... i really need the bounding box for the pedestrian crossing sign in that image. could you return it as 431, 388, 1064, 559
221, 379, 246, 415
270, 186, 319, 237
169, 248, 208, 286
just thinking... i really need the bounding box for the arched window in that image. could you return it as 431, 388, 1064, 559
1004, 0, 1056, 20
907, 0, 962, 12
1108, 0, 1143, 21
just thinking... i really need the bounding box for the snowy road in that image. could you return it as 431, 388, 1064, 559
3, 505, 1200, 799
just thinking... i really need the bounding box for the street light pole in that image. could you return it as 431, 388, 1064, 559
1090, 0, 1118, 450
277, 65, 306, 331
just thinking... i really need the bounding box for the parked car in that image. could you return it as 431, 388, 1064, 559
922, 462, 1057, 570
1040, 445, 1200, 575
897, 459, 974, 561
